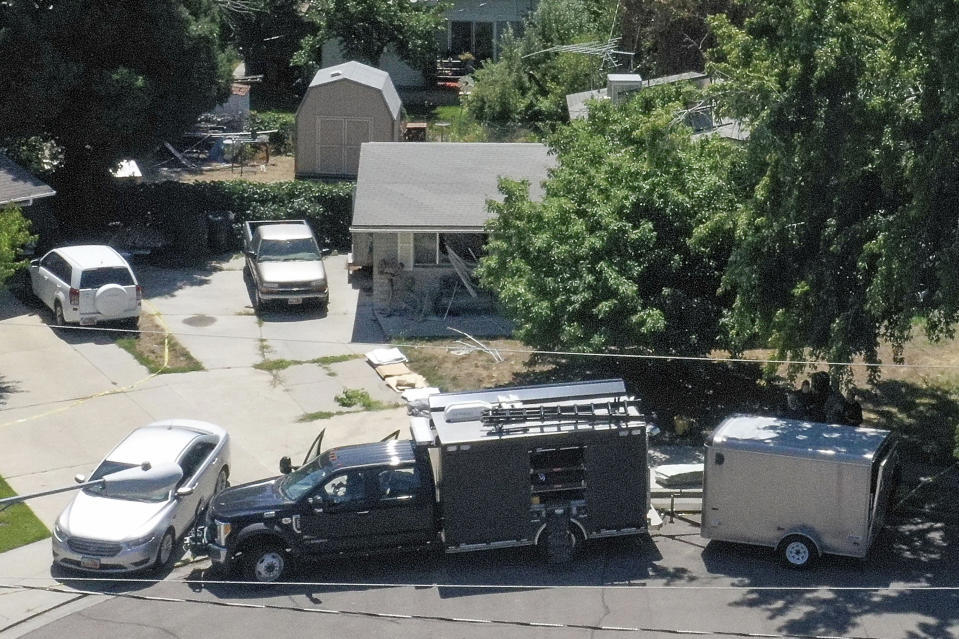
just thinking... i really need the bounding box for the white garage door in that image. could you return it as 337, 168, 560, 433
317, 117, 372, 176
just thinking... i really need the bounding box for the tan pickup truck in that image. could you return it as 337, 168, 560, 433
243, 220, 329, 310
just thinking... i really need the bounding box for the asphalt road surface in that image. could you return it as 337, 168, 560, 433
19, 517, 959, 639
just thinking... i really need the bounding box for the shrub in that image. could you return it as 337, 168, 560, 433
110, 180, 354, 253
248, 111, 296, 154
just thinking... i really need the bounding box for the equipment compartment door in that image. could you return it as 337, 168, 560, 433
584, 433, 648, 531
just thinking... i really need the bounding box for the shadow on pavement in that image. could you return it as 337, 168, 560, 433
704, 519, 959, 639
180, 535, 666, 601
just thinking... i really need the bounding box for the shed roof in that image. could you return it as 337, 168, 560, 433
710, 415, 893, 466
0, 153, 55, 206
307, 61, 401, 118
351, 142, 554, 231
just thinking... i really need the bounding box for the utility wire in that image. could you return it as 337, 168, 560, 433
0, 319, 950, 370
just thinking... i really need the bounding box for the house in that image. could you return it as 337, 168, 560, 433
0, 153, 57, 252
295, 62, 402, 179
350, 142, 554, 308
0, 153, 55, 208
321, 0, 537, 89
565, 71, 748, 141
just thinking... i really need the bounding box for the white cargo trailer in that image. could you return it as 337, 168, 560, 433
701, 415, 900, 568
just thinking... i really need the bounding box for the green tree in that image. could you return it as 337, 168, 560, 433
0, 1, 232, 228
224, 0, 313, 108
0, 206, 35, 286
295, 0, 448, 76
477, 85, 745, 354
464, 0, 617, 127
619, 1, 748, 77
707, 0, 914, 374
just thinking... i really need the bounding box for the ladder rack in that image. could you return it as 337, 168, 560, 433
481, 398, 643, 434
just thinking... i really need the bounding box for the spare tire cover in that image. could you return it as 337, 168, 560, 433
94, 284, 130, 316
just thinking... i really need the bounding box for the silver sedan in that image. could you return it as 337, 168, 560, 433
52, 419, 230, 573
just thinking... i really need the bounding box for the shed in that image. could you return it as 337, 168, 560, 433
350, 142, 553, 308
295, 61, 403, 179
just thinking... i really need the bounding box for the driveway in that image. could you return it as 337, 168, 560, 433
0, 253, 402, 529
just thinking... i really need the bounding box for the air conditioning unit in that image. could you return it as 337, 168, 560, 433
607, 73, 644, 104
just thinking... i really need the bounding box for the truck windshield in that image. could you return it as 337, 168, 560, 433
258, 238, 321, 261
277, 457, 329, 501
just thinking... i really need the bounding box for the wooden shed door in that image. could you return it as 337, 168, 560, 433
317, 117, 371, 176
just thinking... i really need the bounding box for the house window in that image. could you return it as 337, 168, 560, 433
414, 233, 440, 265
413, 233, 487, 266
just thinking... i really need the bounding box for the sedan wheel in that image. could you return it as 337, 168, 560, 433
155, 530, 176, 568
214, 468, 229, 494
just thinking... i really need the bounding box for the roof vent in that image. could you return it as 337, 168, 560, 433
444, 401, 491, 423
330, 70, 342, 77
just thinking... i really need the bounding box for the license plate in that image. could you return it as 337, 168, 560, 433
287, 297, 303, 305
80, 556, 100, 569
80, 317, 97, 326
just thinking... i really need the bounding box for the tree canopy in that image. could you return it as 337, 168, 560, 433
477, 85, 745, 354
295, 0, 448, 75
464, 0, 617, 127
0, 0, 232, 224
706, 0, 925, 370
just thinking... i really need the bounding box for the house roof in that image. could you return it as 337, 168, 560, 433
351, 142, 554, 232
567, 71, 711, 120
0, 153, 55, 206
307, 61, 402, 119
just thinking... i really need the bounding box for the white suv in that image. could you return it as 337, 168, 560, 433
29, 245, 142, 328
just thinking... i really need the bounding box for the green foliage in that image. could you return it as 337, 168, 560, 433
248, 111, 296, 154
108, 180, 354, 251
224, 0, 312, 108
619, 1, 748, 77
707, 0, 915, 375
0, 1, 232, 210
0, 475, 49, 553
477, 85, 746, 354
334, 388, 393, 410
464, 0, 615, 127
295, 0, 448, 75
0, 206, 35, 286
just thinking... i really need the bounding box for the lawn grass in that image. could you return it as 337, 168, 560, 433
0, 476, 50, 553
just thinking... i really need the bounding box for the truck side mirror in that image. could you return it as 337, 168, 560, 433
30, 258, 39, 267
176, 486, 196, 498
279, 456, 292, 475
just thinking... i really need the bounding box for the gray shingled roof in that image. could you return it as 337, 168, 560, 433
351, 143, 554, 231
308, 61, 402, 118
0, 154, 55, 206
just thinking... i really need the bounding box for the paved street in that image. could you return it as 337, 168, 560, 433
2, 254, 959, 638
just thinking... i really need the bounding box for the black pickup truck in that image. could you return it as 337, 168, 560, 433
191, 379, 654, 582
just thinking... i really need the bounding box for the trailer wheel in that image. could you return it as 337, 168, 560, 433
779, 535, 817, 569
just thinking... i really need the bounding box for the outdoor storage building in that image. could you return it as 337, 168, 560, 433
295, 62, 402, 179
701, 415, 899, 566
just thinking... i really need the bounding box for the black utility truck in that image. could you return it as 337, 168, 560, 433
192, 379, 654, 582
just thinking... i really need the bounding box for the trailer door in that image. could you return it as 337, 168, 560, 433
867, 448, 897, 545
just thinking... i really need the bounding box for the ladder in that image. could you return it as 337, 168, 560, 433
481, 398, 643, 434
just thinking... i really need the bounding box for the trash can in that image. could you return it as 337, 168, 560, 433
206, 210, 236, 252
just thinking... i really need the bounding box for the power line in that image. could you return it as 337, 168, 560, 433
0, 319, 953, 370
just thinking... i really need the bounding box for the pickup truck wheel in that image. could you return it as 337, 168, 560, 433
779, 535, 816, 569
539, 519, 579, 565
243, 543, 288, 582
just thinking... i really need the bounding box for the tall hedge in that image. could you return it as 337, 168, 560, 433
111, 180, 354, 251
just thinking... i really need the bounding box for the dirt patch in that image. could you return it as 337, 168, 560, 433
403, 339, 560, 391
145, 154, 296, 184
115, 314, 203, 373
